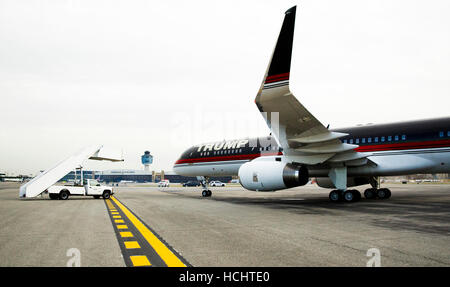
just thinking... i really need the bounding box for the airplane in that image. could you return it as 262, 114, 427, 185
173, 6, 450, 202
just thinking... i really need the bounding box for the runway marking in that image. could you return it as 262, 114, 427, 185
104, 197, 190, 267
124, 241, 141, 249
130, 255, 151, 267
120, 231, 133, 238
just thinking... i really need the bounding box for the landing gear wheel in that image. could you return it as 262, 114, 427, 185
59, 190, 69, 200
202, 190, 208, 197
377, 188, 391, 199
364, 188, 376, 199
207, 190, 212, 197
329, 190, 341, 202
351, 190, 361, 202
343, 190, 355, 203
102, 191, 111, 199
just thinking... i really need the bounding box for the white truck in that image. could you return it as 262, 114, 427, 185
47, 179, 113, 200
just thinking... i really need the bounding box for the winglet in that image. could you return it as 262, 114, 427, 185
263, 6, 296, 88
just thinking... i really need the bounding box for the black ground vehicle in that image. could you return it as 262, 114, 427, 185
182, 181, 200, 187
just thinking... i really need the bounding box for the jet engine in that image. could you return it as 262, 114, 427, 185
238, 159, 309, 191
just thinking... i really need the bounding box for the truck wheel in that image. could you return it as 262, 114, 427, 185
59, 190, 69, 200
102, 190, 111, 199
93, 195, 100, 199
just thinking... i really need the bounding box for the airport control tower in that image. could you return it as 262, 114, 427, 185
141, 151, 153, 171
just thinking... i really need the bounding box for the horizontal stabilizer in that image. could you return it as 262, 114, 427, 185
90, 146, 124, 162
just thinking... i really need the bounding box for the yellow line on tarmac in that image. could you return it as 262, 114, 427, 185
111, 196, 186, 267
130, 255, 151, 267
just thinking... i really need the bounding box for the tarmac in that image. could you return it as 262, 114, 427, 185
0, 181, 449, 266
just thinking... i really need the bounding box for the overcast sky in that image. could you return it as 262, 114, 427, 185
0, 0, 449, 175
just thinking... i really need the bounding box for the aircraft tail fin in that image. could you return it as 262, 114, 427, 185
261, 6, 296, 90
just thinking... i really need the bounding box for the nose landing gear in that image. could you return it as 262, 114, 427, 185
198, 176, 212, 197
202, 190, 212, 197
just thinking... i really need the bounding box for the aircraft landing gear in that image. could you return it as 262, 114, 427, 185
329, 189, 361, 203
364, 188, 391, 200
202, 190, 212, 197
199, 176, 212, 197
329, 190, 341, 202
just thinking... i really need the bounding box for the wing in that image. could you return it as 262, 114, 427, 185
255, 6, 370, 165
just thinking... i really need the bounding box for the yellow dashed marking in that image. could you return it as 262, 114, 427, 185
113, 215, 121, 218
117, 225, 128, 229
124, 241, 141, 249
120, 231, 133, 238
114, 219, 124, 223
111, 196, 186, 267
111, 212, 119, 215
130, 255, 151, 267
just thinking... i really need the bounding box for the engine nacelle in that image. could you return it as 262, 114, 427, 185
238, 159, 309, 191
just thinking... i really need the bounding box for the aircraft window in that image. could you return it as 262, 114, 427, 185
349, 139, 353, 144
368, 138, 372, 143
239, 149, 242, 153
343, 139, 347, 143
388, 136, 392, 141
361, 138, 366, 144
439, 131, 444, 138
447, 131, 450, 137
381, 136, 385, 142
395, 135, 399, 141
374, 137, 378, 143
402, 135, 406, 140
355, 139, 359, 144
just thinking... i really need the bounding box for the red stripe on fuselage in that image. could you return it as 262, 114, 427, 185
355, 139, 450, 152
174, 152, 283, 165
